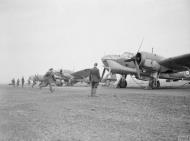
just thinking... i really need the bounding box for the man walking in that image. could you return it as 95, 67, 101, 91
89, 63, 101, 97
39, 68, 56, 93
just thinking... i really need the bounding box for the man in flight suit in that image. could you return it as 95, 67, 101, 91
39, 68, 56, 93
89, 63, 101, 97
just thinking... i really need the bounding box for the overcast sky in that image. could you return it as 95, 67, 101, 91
0, 0, 190, 83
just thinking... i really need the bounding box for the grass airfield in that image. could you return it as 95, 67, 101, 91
0, 83, 190, 141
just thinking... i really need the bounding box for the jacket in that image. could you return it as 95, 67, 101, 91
89, 67, 100, 82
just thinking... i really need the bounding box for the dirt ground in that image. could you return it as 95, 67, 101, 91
0, 84, 190, 141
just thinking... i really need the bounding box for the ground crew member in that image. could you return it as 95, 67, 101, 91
12, 78, 15, 87
16, 79, 20, 87
89, 63, 101, 97
39, 68, 56, 93
21, 77, 25, 88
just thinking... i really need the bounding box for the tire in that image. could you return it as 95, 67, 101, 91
119, 80, 127, 88
156, 81, 160, 88
148, 80, 153, 88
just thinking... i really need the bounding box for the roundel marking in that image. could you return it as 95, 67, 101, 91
186, 71, 190, 76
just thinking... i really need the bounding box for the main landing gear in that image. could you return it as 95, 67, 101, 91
148, 79, 160, 89
117, 75, 127, 88
147, 72, 160, 89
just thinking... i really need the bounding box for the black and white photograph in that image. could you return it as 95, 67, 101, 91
0, 0, 190, 140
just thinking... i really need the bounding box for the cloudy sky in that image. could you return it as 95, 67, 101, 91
0, 0, 190, 83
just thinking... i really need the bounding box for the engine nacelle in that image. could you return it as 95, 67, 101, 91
136, 52, 164, 72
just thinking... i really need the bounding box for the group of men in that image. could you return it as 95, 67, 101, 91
10, 63, 101, 97
10, 77, 25, 87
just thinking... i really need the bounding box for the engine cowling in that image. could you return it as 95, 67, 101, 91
135, 52, 163, 72
184, 70, 190, 77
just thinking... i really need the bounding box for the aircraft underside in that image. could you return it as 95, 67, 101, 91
103, 70, 190, 89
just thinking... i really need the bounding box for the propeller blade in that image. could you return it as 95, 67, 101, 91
101, 68, 106, 80
134, 60, 140, 78
137, 38, 144, 52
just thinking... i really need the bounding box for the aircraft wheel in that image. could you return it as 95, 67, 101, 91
149, 79, 160, 89
148, 79, 153, 89
156, 80, 160, 88
125, 81, 128, 88
118, 80, 127, 88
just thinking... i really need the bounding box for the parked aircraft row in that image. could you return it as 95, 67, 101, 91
28, 69, 91, 87
24, 49, 190, 89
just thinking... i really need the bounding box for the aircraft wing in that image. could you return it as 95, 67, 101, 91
159, 53, 190, 72
71, 69, 91, 79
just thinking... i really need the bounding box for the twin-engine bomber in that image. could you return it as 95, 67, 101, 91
101, 52, 190, 89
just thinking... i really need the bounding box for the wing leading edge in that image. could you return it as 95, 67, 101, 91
71, 69, 91, 79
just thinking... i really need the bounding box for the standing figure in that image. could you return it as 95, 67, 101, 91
21, 77, 25, 88
12, 78, 15, 87
39, 68, 56, 93
16, 79, 20, 87
89, 63, 101, 97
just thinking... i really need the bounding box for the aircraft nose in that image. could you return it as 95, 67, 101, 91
101, 55, 115, 61
101, 56, 109, 67
101, 55, 119, 67
101, 55, 109, 61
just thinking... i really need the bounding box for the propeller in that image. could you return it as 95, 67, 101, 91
134, 59, 140, 78
124, 38, 144, 79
